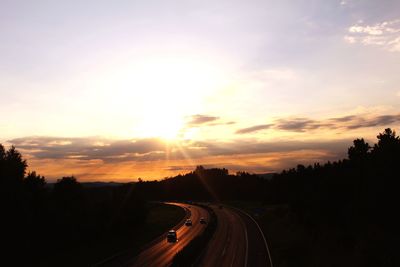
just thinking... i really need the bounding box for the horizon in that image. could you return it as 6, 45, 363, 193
43, 169, 276, 183
1, 0, 400, 181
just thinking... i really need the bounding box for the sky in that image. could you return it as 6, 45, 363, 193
1, 0, 400, 181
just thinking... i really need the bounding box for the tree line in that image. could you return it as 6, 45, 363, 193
264, 128, 400, 266
0, 145, 147, 266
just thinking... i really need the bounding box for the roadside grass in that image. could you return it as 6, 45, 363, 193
227, 202, 356, 267
254, 205, 311, 267
227, 202, 311, 267
41, 202, 186, 267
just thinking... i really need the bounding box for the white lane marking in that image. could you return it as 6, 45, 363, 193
221, 246, 227, 257
221, 232, 231, 257
243, 219, 248, 267
230, 248, 237, 267
229, 205, 273, 267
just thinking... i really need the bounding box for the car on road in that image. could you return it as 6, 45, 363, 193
167, 230, 177, 242
185, 219, 192, 226
200, 217, 206, 224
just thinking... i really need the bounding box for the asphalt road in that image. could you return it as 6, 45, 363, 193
125, 202, 209, 267
236, 207, 272, 267
96, 203, 271, 267
199, 205, 271, 267
199, 205, 247, 267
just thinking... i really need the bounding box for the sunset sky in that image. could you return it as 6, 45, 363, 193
1, 0, 400, 181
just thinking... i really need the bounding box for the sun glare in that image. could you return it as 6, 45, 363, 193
139, 112, 184, 140
117, 56, 226, 139
88, 54, 228, 139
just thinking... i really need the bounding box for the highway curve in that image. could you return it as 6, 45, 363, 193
124, 202, 209, 267
199, 205, 271, 267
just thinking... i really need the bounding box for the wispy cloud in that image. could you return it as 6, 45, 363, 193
236, 113, 400, 134
9, 137, 167, 163
345, 114, 400, 129
345, 19, 400, 52
184, 114, 235, 130
187, 114, 219, 126
236, 124, 272, 134
275, 118, 327, 132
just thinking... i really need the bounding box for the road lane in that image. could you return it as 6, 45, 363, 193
124, 203, 209, 267
199, 205, 247, 267
236, 208, 271, 267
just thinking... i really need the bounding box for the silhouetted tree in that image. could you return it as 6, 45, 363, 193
0, 145, 27, 187
375, 128, 400, 149
54, 176, 82, 195
348, 138, 370, 162
372, 128, 400, 164
24, 171, 46, 191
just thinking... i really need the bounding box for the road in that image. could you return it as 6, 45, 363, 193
124, 202, 209, 267
97, 203, 271, 267
199, 205, 271, 267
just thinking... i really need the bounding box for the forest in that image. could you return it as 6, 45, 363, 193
0, 145, 147, 266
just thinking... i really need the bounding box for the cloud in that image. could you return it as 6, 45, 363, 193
184, 114, 235, 130
164, 165, 194, 172
187, 114, 219, 126
196, 139, 350, 158
9, 136, 167, 162
209, 121, 236, 126
329, 115, 357, 122
236, 113, 400, 134
236, 124, 272, 134
345, 114, 400, 129
8, 135, 351, 164
7, 112, 400, 172
6, 135, 360, 181
345, 19, 400, 52
275, 118, 328, 132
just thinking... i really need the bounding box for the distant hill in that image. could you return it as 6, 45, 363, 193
134, 166, 269, 201
81, 181, 125, 187
45, 181, 126, 188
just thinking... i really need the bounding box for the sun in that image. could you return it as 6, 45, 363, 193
138, 112, 184, 140
93, 54, 227, 139
125, 56, 223, 139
